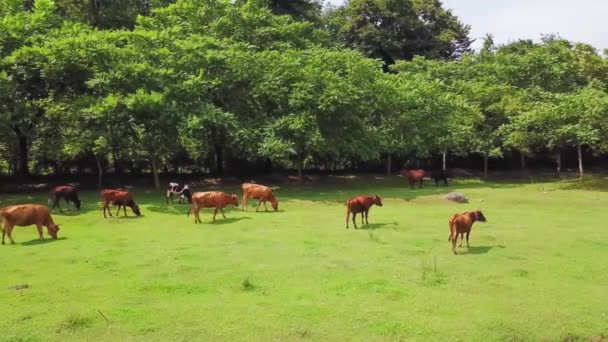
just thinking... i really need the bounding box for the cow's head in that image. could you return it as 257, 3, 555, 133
129, 201, 141, 216
48, 224, 60, 239
230, 194, 239, 207
270, 196, 279, 211
373, 194, 383, 207
474, 210, 486, 222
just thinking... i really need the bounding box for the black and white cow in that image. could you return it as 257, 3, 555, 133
166, 182, 192, 204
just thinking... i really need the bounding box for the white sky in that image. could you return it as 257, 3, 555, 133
324, 0, 608, 52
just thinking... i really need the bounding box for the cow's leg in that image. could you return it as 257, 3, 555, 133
352, 213, 358, 229
123, 205, 128, 217
6, 225, 15, 244
194, 207, 201, 223
103, 201, 111, 218
458, 233, 464, 247
361, 211, 365, 225
36, 224, 44, 240
451, 236, 458, 255
263, 201, 268, 211
466, 232, 470, 247
255, 200, 262, 212
242, 195, 248, 211
346, 210, 350, 229
52, 196, 62, 212
220, 208, 227, 219
1, 223, 6, 244
115, 205, 122, 216
212, 208, 219, 221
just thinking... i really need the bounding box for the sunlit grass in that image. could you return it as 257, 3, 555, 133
1, 175, 607, 341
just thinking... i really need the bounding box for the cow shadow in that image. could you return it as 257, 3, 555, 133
197, 217, 251, 225
356, 222, 395, 230
146, 205, 190, 215
104, 215, 143, 220
460, 245, 506, 255
244, 210, 283, 214
20, 237, 67, 246
51, 210, 84, 217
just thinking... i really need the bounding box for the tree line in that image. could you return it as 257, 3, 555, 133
1, 0, 607, 188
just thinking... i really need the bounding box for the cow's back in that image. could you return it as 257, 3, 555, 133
243, 183, 272, 199
193, 192, 225, 208
52, 185, 77, 196
101, 189, 132, 202
452, 212, 475, 233
403, 169, 426, 180
1, 204, 51, 226
347, 196, 371, 213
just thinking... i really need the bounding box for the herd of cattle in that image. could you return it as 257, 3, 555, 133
0, 169, 485, 255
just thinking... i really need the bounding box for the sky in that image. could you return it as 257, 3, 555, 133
325, 0, 608, 51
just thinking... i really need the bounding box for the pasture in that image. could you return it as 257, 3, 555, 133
1, 176, 608, 341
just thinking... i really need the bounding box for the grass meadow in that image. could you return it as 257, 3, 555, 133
1, 175, 608, 341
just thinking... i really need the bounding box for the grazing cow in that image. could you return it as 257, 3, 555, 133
1, 204, 60, 244
401, 169, 426, 188
49, 185, 82, 211
448, 210, 487, 255
187, 191, 239, 223
241, 183, 278, 212
166, 182, 192, 204
431, 170, 448, 186
345, 195, 383, 229
101, 189, 141, 218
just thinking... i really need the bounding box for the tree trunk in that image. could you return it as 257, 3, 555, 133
296, 156, 303, 183
386, 154, 392, 176
442, 146, 447, 171
556, 150, 561, 174
520, 152, 526, 170
112, 148, 120, 175
214, 144, 223, 175
95, 155, 103, 191
151, 156, 161, 189
14, 127, 29, 176
264, 158, 273, 174
483, 153, 489, 179
577, 144, 584, 178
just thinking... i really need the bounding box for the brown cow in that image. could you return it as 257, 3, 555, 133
49, 185, 82, 211
241, 183, 278, 212
448, 210, 487, 255
1, 204, 60, 244
345, 195, 383, 229
101, 189, 141, 218
401, 169, 426, 188
187, 191, 239, 223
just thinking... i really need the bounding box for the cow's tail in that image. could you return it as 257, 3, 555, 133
448, 215, 457, 241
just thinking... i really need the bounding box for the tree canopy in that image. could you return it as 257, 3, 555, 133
0, 0, 607, 185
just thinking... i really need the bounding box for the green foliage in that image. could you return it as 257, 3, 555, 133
0, 0, 607, 178
325, 0, 472, 65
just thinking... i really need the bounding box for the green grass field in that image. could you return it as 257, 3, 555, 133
2, 176, 608, 341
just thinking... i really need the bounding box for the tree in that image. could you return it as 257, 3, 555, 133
529, 86, 608, 178
0, 0, 61, 175
235, 0, 322, 22
253, 48, 381, 180
325, 0, 471, 67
